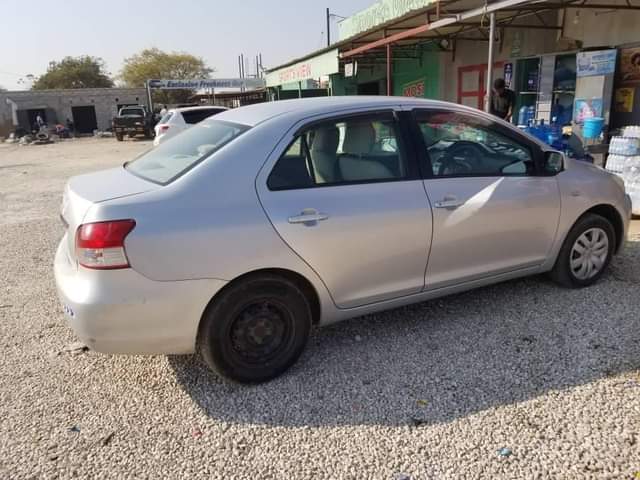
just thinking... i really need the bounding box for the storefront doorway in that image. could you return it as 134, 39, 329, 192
457, 62, 505, 109
357, 81, 381, 95
71, 106, 98, 134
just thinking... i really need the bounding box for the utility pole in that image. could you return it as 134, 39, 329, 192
326, 8, 331, 46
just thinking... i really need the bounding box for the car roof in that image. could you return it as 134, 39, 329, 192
213, 96, 488, 127
170, 105, 228, 113
211, 96, 548, 149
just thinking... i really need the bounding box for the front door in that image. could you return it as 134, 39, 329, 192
258, 111, 432, 308
412, 109, 560, 289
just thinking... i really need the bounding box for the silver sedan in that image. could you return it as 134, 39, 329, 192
54, 97, 632, 383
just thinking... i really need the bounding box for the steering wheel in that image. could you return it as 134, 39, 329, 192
438, 141, 486, 176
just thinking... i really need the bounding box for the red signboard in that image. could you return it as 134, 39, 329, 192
278, 63, 313, 84
403, 79, 425, 97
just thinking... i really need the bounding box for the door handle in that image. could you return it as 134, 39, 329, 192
434, 197, 463, 209
288, 209, 329, 224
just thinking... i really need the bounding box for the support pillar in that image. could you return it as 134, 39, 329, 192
484, 12, 496, 112
387, 43, 393, 96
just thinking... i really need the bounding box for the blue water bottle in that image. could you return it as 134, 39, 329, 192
518, 106, 528, 126
527, 106, 535, 125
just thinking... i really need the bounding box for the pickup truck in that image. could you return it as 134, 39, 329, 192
112, 106, 156, 141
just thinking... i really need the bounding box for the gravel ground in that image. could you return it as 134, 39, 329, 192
0, 137, 639, 480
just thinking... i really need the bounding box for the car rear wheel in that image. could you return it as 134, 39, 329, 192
197, 273, 312, 383
550, 213, 615, 288
115, 133, 123, 142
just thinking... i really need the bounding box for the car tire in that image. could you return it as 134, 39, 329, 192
116, 134, 123, 142
197, 273, 312, 384
550, 213, 615, 288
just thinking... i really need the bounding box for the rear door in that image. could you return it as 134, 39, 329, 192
411, 109, 561, 289
257, 110, 433, 309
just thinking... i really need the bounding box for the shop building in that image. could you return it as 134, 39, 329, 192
0, 87, 148, 137
267, 0, 640, 139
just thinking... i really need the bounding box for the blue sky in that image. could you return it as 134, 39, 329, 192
0, 0, 373, 90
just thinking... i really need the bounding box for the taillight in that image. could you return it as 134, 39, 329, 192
159, 125, 169, 133
76, 220, 136, 270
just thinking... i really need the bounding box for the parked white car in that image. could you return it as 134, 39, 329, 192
153, 106, 227, 146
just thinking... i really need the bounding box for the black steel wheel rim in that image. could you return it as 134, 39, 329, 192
229, 300, 293, 365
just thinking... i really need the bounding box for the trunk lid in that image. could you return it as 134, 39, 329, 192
60, 166, 159, 260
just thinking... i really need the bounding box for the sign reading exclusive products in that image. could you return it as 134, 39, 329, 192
266, 49, 339, 87
147, 78, 265, 89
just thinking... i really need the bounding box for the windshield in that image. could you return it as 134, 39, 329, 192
120, 108, 144, 117
125, 120, 250, 185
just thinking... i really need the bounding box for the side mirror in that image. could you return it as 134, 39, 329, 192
544, 151, 564, 175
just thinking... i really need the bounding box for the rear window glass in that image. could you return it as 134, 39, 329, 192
120, 108, 144, 117
125, 120, 250, 185
182, 109, 223, 124
159, 112, 174, 124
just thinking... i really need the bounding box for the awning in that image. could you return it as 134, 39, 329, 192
339, 0, 640, 61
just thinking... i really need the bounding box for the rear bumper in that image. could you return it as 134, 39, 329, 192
114, 126, 146, 135
54, 237, 226, 354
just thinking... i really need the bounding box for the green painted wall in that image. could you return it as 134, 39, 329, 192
330, 48, 441, 99
392, 48, 440, 99
331, 63, 387, 96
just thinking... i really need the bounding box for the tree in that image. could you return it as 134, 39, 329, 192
32, 56, 114, 90
120, 48, 213, 104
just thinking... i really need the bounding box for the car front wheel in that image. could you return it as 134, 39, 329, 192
197, 273, 312, 383
550, 213, 615, 288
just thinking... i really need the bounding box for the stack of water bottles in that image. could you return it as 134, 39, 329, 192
606, 126, 640, 215
518, 106, 564, 150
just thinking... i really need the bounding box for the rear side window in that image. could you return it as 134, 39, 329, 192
125, 120, 249, 185
182, 109, 224, 124
159, 112, 174, 124
268, 113, 407, 190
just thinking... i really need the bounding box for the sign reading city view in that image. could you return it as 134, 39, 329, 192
339, 0, 435, 40
147, 78, 265, 90
266, 49, 339, 87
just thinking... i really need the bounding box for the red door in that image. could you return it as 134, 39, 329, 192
457, 62, 504, 110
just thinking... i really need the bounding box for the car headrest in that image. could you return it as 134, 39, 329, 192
342, 122, 375, 156
311, 126, 339, 154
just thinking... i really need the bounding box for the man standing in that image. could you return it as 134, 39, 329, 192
489, 78, 515, 122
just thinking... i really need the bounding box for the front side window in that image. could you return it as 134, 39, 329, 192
268, 114, 407, 190
416, 111, 533, 177
125, 120, 249, 184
